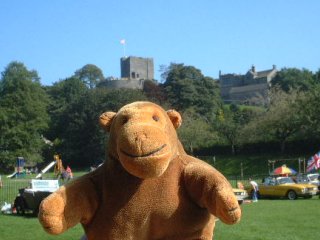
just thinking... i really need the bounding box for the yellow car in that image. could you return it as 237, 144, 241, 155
233, 188, 248, 204
246, 176, 318, 200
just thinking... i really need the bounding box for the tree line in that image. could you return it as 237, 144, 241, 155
1, 61, 320, 171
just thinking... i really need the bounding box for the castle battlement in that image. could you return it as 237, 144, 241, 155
219, 65, 277, 105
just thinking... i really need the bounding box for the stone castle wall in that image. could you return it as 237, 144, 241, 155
102, 79, 145, 90
219, 66, 277, 105
121, 57, 154, 80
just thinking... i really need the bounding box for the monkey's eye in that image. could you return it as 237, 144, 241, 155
152, 115, 159, 122
122, 116, 128, 125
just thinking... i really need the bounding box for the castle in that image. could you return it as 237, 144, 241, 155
100, 57, 276, 106
100, 56, 154, 89
121, 56, 154, 80
219, 65, 277, 105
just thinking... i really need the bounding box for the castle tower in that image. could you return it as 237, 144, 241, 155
121, 56, 154, 80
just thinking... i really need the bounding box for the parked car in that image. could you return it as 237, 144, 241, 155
233, 188, 248, 204
13, 179, 59, 215
245, 176, 318, 200
295, 173, 319, 186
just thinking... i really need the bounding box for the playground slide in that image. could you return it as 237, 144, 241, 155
7, 171, 17, 178
36, 161, 56, 179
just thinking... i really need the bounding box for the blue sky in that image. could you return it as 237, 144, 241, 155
1, 0, 319, 86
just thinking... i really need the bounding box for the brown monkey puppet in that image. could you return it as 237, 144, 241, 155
38, 101, 241, 240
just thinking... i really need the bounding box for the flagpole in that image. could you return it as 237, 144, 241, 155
120, 39, 126, 57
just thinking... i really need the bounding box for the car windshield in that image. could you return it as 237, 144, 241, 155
277, 177, 295, 184
309, 174, 319, 181
297, 177, 308, 183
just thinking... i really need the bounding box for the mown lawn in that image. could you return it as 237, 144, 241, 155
0, 214, 84, 239
215, 198, 320, 240
0, 197, 319, 239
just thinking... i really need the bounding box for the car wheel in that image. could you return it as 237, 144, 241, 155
33, 206, 39, 216
14, 196, 25, 215
287, 190, 297, 200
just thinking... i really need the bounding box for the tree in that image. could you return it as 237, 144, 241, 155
46, 77, 89, 140
163, 64, 198, 111
241, 88, 303, 153
214, 103, 263, 154
0, 62, 49, 170
194, 76, 221, 119
295, 85, 320, 138
52, 89, 107, 167
313, 69, 320, 84
271, 68, 315, 92
74, 64, 104, 89
162, 63, 221, 121
178, 109, 217, 154
45, 77, 90, 165
143, 80, 166, 105
46, 82, 148, 167
100, 89, 148, 112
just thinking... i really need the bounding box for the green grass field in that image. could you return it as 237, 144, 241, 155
1, 168, 319, 239
215, 198, 320, 240
0, 198, 319, 239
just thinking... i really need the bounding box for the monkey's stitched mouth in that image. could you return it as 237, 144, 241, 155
121, 144, 167, 158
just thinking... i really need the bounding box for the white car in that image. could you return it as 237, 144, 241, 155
296, 173, 319, 186
233, 188, 248, 204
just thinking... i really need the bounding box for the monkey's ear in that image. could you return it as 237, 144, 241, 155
167, 109, 182, 129
99, 112, 116, 132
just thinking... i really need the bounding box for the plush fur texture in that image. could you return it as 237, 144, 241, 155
38, 101, 241, 240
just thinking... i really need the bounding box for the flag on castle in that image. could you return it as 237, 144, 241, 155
306, 151, 320, 172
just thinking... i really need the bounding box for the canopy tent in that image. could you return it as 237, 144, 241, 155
272, 165, 297, 175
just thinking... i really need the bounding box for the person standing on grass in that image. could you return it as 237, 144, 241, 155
249, 178, 259, 202
66, 166, 73, 179
318, 174, 320, 199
